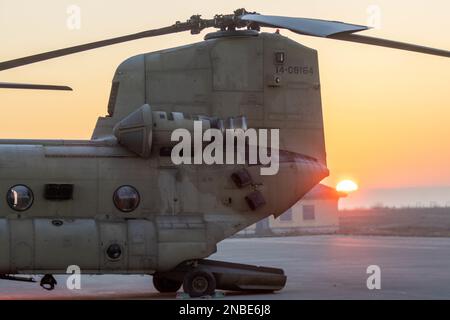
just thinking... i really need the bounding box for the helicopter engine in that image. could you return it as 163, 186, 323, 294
112, 103, 249, 158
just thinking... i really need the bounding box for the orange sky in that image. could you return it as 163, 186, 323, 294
1, 0, 449, 190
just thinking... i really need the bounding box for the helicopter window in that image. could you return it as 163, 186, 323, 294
167, 112, 174, 121
6, 185, 34, 211
44, 184, 73, 200
275, 52, 285, 64
106, 244, 122, 260
113, 185, 140, 212
159, 113, 166, 119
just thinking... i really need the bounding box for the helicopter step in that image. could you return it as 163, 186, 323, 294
153, 259, 286, 297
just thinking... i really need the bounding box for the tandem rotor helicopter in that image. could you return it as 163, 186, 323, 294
0, 8, 448, 297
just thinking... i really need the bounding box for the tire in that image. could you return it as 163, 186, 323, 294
183, 269, 216, 297
152, 273, 182, 293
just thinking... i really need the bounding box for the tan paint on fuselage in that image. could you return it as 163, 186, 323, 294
0, 32, 328, 274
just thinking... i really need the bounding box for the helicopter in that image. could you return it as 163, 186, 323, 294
0, 8, 448, 297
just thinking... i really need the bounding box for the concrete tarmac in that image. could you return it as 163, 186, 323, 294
0, 235, 449, 300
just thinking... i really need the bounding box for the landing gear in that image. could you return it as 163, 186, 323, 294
182, 269, 216, 298
40, 274, 57, 290
177, 259, 286, 297
152, 259, 286, 298
152, 272, 182, 293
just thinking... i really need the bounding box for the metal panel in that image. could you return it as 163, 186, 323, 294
9, 219, 34, 272
99, 222, 128, 271
0, 219, 10, 273
127, 220, 157, 271
156, 215, 211, 270
34, 219, 99, 272
211, 37, 263, 92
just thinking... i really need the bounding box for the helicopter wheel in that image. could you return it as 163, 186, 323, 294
152, 272, 182, 293
183, 269, 216, 298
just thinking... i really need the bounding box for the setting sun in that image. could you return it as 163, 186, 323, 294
336, 180, 359, 193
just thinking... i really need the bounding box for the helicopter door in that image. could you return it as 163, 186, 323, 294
99, 222, 127, 271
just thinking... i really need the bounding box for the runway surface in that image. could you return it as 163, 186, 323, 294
1, 235, 449, 300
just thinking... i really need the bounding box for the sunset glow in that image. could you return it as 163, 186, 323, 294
336, 180, 359, 193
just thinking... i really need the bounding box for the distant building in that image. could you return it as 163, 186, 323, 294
241, 184, 346, 236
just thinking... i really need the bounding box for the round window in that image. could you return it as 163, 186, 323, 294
106, 244, 122, 260
113, 185, 140, 212
7, 185, 34, 211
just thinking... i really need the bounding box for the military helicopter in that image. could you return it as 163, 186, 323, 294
0, 8, 448, 297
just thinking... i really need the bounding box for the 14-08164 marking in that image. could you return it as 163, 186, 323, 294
275, 65, 314, 75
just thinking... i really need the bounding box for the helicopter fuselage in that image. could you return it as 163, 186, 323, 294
0, 138, 327, 274
0, 32, 328, 278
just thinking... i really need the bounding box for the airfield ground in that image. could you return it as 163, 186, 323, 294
0, 235, 449, 300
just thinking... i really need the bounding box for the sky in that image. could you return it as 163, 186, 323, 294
0, 0, 449, 206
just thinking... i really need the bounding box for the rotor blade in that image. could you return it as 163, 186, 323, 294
0, 23, 196, 72
240, 14, 449, 58
0, 82, 72, 91
329, 33, 450, 58
240, 14, 369, 37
